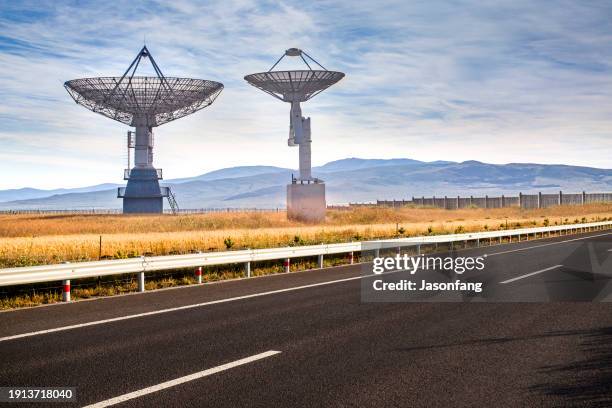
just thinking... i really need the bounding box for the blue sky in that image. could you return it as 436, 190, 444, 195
0, 0, 611, 189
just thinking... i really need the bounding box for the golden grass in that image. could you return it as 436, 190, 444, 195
0, 204, 610, 268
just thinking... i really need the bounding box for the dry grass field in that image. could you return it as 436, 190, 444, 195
1, 204, 611, 268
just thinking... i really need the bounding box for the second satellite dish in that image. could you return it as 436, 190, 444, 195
245, 48, 345, 222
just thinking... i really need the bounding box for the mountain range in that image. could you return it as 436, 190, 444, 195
0, 158, 610, 209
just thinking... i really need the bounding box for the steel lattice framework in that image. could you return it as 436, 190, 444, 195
64, 46, 223, 126
245, 48, 344, 102
244, 70, 344, 102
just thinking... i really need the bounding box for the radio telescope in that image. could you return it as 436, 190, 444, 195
64, 46, 223, 213
244, 48, 344, 222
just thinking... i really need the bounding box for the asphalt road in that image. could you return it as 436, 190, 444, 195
1, 230, 611, 407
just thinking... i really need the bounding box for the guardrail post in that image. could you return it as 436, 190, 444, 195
417, 244, 421, 255
318, 254, 324, 268
284, 258, 290, 273
245, 262, 251, 278
476, 238, 480, 247
62, 279, 70, 302
374, 248, 380, 258
138, 272, 145, 292
348, 252, 354, 264
195, 266, 202, 284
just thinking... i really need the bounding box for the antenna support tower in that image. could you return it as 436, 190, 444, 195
65, 46, 223, 213
244, 48, 344, 222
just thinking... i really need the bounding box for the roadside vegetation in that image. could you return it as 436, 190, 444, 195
1, 204, 611, 309
1, 204, 611, 268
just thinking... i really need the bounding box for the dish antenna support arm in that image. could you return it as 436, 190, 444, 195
289, 101, 313, 181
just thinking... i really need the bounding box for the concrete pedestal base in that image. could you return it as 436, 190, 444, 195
287, 183, 326, 223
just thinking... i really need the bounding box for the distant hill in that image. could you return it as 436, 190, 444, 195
168, 166, 290, 184
0, 158, 610, 209
0, 183, 121, 203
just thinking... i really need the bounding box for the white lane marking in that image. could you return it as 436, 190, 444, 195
82, 350, 281, 408
0, 271, 398, 343
500, 265, 564, 284
486, 232, 612, 257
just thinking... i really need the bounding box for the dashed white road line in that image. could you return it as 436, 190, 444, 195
500, 265, 564, 284
82, 350, 281, 407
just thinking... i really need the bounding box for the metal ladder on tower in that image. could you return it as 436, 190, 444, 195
167, 187, 179, 215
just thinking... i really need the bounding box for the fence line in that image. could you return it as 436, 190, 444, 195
348, 191, 612, 210
0, 208, 282, 215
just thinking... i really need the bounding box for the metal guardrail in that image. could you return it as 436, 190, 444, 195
0, 221, 610, 294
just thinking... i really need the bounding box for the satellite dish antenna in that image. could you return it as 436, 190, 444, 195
64, 46, 223, 213
244, 48, 344, 222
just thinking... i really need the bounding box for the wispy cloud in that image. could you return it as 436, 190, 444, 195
0, 0, 611, 188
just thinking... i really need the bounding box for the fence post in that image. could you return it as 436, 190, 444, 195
62, 279, 71, 302
470, 196, 473, 207
444, 196, 447, 209
195, 266, 202, 284
538, 192, 542, 209
501, 195, 505, 208
318, 254, 324, 268
456, 196, 460, 209
518, 192, 522, 209
284, 258, 290, 273
582, 191, 586, 205
559, 190, 562, 206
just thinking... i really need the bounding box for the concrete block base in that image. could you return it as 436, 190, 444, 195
287, 183, 326, 223
121, 167, 166, 214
